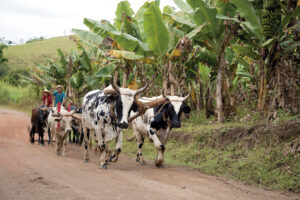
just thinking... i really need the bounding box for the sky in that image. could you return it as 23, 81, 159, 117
0, 0, 178, 44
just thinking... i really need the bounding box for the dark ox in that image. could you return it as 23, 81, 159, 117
69, 106, 84, 145
81, 78, 147, 169
29, 107, 50, 145
131, 93, 191, 167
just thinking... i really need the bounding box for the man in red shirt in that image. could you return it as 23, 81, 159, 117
42, 89, 52, 107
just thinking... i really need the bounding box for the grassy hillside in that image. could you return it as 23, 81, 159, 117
3, 36, 77, 69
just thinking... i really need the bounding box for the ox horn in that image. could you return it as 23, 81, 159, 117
134, 88, 169, 111
162, 88, 168, 100
182, 84, 191, 102
72, 113, 82, 121
52, 113, 61, 118
111, 72, 121, 94
128, 112, 141, 123
135, 82, 149, 96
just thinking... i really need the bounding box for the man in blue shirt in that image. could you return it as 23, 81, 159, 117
52, 85, 66, 107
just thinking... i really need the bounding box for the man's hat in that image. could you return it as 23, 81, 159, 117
56, 85, 63, 89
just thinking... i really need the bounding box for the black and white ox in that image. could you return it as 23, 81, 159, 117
130, 89, 191, 167
48, 107, 81, 156
81, 77, 148, 169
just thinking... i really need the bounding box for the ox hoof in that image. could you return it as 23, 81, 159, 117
155, 159, 163, 168
109, 154, 118, 162
136, 155, 140, 162
100, 163, 108, 169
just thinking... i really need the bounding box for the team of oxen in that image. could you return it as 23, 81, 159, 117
29, 75, 191, 169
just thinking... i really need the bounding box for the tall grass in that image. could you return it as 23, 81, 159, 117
0, 81, 40, 113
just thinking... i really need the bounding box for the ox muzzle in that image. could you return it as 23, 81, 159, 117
117, 122, 128, 129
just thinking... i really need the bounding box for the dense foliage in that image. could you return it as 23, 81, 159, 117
17, 0, 300, 123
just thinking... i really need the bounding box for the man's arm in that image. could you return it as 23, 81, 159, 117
62, 97, 66, 106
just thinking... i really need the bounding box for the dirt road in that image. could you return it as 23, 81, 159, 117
0, 108, 298, 200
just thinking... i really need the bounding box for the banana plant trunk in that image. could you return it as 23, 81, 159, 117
216, 59, 226, 123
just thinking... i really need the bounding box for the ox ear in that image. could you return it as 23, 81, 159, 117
181, 103, 191, 114
104, 95, 119, 103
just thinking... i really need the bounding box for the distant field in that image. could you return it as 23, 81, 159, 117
3, 36, 77, 69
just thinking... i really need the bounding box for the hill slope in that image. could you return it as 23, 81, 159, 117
3, 36, 77, 69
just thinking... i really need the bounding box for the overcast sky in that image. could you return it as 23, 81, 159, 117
0, 0, 178, 43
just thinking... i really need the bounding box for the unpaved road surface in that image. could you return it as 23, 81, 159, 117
0, 108, 299, 200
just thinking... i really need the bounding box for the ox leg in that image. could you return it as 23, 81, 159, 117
30, 126, 35, 144
38, 132, 41, 145
148, 129, 165, 168
99, 143, 108, 169
55, 132, 60, 155
96, 131, 108, 169
68, 131, 72, 143
79, 129, 84, 146
49, 123, 55, 147
48, 127, 51, 145
110, 131, 122, 163
88, 130, 93, 149
135, 131, 146, 165
62, 132, 68, 157
39, 128, 45, 146
72, 126, 79, 145
72, 131, 76, 143
83, 127, 89, 162
94, 131, 99, 154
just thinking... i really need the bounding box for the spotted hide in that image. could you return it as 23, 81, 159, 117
81, 84, 147, 169
131, 95, 191, 167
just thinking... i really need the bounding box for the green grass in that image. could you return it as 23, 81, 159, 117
3, 36, 77, 69
121, 117, 300, 193
0, 81, 39, 114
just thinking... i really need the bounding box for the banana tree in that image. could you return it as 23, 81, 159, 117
221, 0, 300, 114
173, 0, 238, 122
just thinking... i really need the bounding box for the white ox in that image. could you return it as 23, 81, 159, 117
48, 107, 80, 156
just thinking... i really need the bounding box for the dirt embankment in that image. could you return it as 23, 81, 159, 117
172, 121, 300, 154
0, 108, 299, 200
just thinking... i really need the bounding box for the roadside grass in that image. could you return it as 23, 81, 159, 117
121, 114, 300, 193
3, 36, 77, 69
0, 81, 39, 115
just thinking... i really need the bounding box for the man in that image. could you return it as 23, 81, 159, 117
53, 85, 66, 107
42, 89, 52, 107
